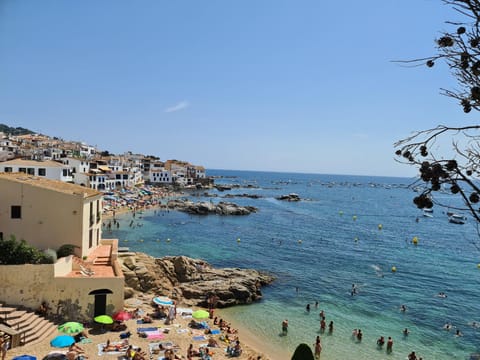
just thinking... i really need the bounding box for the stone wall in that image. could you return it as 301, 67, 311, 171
0, 259, 124, 321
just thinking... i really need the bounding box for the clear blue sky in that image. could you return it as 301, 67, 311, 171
0, 0, 473, 177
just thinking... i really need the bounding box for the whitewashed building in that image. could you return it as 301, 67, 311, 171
0, 159, 73, 182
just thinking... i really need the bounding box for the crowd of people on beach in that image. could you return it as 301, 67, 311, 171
101, 184, 183, 220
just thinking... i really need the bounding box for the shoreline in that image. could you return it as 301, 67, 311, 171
101, 184, 186, 220
99, 186, 291, 358
216, 308, 290, 360
101, 195, 284, 359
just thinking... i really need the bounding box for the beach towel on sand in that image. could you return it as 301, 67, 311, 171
193, 335, 207, 341
137, 327, 158, 332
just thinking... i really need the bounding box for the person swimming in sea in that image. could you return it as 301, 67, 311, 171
351, 284, 357, 296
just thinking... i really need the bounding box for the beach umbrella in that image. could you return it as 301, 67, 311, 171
192, 309, 209, 320
13, 356, 37, 360
94, 314, 114, 324
42, 353, 67, 360
57, 321, 84, 334
50, 335, 75, 348
112, 311, 132, 321
153, 296, 173, 306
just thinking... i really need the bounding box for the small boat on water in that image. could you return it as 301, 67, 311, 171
448, 214, 467, 224
423, 209, 433, 217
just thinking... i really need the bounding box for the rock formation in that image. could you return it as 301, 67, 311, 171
166, 199, 258, 215
223, 193, 263, 199
276, 193, 301, 201
120, 253, 274, 308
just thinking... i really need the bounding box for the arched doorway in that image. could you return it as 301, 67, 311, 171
89, 289, 113, 317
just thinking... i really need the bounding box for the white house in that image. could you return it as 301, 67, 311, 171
0, 159, 73, 182
149, 168, 172, 184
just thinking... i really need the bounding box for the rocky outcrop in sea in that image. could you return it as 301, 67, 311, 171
120, 253, 274, 308
166, 199, 258, 215
276, 193, 301, 201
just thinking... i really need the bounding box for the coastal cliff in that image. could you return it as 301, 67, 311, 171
119, 252, 274, 308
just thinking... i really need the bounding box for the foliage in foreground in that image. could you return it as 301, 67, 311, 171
56, 244, 78, 258
0, 235, 54, 264
291, 343, 315, 360
394, 0, 480, 231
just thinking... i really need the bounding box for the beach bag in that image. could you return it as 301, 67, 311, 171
120, 331, 131, 339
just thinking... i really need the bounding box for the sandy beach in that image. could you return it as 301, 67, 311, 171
7, 295, 277, 360
101, 184, 186, 219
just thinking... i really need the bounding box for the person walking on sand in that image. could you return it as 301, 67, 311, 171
314, 336, 322, 359
282, 319, 288, 335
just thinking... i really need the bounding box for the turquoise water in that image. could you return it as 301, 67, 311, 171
106, 170, 480, 359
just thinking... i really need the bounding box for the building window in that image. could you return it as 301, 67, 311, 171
38, 168, 46, 176
27, 168, 34, 175
4, 167, 12, 172
11, 205, 21, 219
96, 199, 101, 223
19, 168, 26, 173
89, 202, 94, 226
89, 229, 93, 248
63, 169, 68, 176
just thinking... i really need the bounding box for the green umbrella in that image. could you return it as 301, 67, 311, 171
94, 315, 113, 324
58, 321, 84, 334
192, 309, 209, 320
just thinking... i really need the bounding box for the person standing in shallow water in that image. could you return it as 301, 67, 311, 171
314, 336, 322, 359
386, 337, 393, 353
282, 319, 288, 335
328, 320, 334, 334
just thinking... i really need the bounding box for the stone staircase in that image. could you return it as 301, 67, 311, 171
0, 302, 58, 346
93, 254, 110, 265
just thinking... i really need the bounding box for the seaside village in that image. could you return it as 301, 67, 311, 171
0, 132, 263, 360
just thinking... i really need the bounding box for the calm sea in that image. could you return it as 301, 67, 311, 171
106, 170, 480, 360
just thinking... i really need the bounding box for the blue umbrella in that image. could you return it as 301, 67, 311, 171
50, 335, 75, 348
13, 356, 37, 360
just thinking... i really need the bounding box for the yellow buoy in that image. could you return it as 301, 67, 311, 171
412, 236, 418, 245
236, 238, 241, 243
353, 215, 357, 221
391, 266, 397, 273
378, 224, 383, 230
